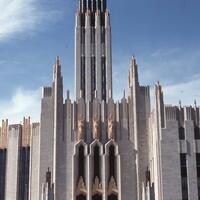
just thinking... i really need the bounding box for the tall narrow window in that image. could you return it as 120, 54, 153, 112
101, 57, 106, 101
196, 153, 200, 200
108, 194, 118, 200
179, 127, 185, 140
94, 145, 100, 179
91, 56, 96, 98
93, 194, 102, 200
77, 145, 86, 200
0, 149, 6, 200
180, 154, 188, 200
107, 145, 118, 200
81, 57, 85, 98
18, 146, 30, 200
109, 145, 115, 179
78, 145, 85, 179
77, 195, 86, 200
92, 145, 102, 200
195, 126, 200, 140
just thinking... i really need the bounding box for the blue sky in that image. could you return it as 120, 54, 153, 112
0, 0, 200, 123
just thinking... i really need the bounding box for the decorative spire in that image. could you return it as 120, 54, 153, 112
123, 90, 126, 99
53, 56, 62, 81
179, 100, 182, 108
155, 81, 165, 128
56, 56, 60, 66
67, 90, 70, 99
105, 9, 110, 27
130, 56, 138, 84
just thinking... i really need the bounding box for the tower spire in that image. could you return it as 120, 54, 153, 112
75, 0, 112, 102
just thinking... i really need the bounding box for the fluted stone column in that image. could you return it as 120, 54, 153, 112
105, 11, 112, 101
95, 11, 102, 101
85, 11, 92, 102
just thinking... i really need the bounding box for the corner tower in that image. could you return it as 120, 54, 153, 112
75, 0, 112, 102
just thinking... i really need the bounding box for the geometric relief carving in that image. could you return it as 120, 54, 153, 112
107, 176, 118, 196
76, 176, 87, 196
78, 117, 85, 140
92, 176, 103, 196
107, 115, 115, 140
93, 116, 100, 140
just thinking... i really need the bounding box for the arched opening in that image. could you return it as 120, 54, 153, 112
108, 194, 118, 200
92, 194, 102, 200
107, 145, 118, 200
78, 145, 85, 179
109, 145, 116, 180
76, 145, 87, 200
93, 145, 100, 179
77, 194, 86, 200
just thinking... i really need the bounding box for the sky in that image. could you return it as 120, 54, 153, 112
0, 0, 200, 123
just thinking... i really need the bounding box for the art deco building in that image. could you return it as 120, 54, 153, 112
0, 0, 200, 200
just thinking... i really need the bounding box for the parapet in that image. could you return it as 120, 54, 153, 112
42, 87, 52, 98
0, 119, 8, 149
165, 105, 177, 121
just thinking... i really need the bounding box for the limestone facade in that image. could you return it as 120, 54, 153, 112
0, 1, 199, 200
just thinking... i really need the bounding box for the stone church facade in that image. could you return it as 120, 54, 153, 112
0, 1, 199, 200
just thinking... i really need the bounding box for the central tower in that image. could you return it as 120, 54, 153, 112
75, 0, 112, 102
38, 1, 151, 200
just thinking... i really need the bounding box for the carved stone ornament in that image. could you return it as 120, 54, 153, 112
78, 117, 85, 140
108, 114, 115, 140
76, 176, 87, 196
93, 116, 100, 139
92, 176, 103, 196
107, 176, 118, 196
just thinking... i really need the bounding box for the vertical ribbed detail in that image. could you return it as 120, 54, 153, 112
85, 11, 92, 102
165, 106, 177, 121
75, 0, 111, 102
95, 11, 102, 101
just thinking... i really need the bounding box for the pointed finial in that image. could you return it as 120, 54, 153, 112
94, 90, 98, 98
179, 100, 182, 108
108, 89, 112, 99
80, 90, 83, 98
194, 99, 197, 108
56, 56, 60, 66
67, 90, 70, 99
131, 55, 136, 66
123, 90, 126, 98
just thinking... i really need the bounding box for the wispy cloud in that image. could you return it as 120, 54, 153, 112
0, 0, 62, 41
112, 47, 200, 105
139, 48, 200, 85
0, 88, 41, 124
162, 76, 200, 106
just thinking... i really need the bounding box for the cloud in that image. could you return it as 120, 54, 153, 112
162, 76, 200, 106
0, 88, 41, 124
112, 47, 200, 106
139, 48, 200, 85
0, 0, 61, 41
